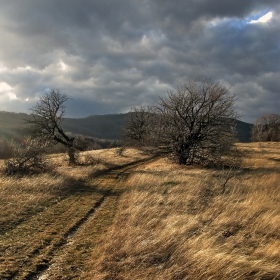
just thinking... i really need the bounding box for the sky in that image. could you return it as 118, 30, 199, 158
0, 0, 279, 123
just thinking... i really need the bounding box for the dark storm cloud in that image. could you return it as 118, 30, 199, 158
0, 0, 279, 123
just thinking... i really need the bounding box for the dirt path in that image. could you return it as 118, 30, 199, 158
0, 156, 157, 280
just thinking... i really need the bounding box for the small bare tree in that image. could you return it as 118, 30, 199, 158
122, 107, 154, 149
25, 89, 79, 164
5, 136, 51, 174
217, 148, 243, 194
252, 113, 280, 142
123, 77, 239, 166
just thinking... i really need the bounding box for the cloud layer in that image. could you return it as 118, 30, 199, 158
0, 0, 279, 122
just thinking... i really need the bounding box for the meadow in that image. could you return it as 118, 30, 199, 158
0, 143, 279, 279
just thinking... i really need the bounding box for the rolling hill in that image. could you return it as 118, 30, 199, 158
0, 111, 253, 142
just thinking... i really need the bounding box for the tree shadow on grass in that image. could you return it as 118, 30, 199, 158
0, 163, 126, 235
0, 155, 158, 235
268, 157, 280, 163
239, 166, 279, 176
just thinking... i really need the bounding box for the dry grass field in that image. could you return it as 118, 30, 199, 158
0, 143, 280, 279
0, 148, 150, 279
87, 142, 280, 280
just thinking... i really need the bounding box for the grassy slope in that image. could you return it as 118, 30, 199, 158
88, 142, 280, 280
0, 143, 279, 279
0, 112, 26, 140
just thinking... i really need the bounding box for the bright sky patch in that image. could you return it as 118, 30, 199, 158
249, 11, 273, 24
0, 82, 17, 100
59, 61, 68, 71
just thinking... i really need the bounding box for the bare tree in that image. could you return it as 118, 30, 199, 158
122, 107, 154, 148
25, 89, 78, 164
251, 113, 280, 142
123, 77, 239, 166
5, 136, 51, 174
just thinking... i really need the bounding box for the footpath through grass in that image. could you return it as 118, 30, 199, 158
0, 148, 151, 279
1, 144, 280, 279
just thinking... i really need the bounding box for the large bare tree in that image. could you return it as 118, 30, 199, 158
26, 89, 78, 164
251, 113, 280, 142
124, 78, 238, 166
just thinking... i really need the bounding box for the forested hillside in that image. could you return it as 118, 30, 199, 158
0, 111, 253, 142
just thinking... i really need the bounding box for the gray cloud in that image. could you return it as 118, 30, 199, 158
0, 0, 279, 123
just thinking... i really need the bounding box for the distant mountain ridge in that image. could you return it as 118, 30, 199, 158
62, 114, 126, 140
0, 111, 27, 141
0, 111, 253, 142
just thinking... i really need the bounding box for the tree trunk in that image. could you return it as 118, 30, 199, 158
7, 161, 14, 175
179, 152, 188, 165
68, 147, 76, 165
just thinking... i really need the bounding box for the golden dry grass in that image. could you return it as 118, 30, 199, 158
0, 148, 147, 234
0, 148, 149, 279
85, 143, 280, 280
1, 144, 280, 279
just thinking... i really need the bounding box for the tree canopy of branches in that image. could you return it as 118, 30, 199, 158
251, 113, 280, 142
123, 107, 154, 147
26, 89, 78, 164
5, 136, 51, 174
123, 78, 238, 166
